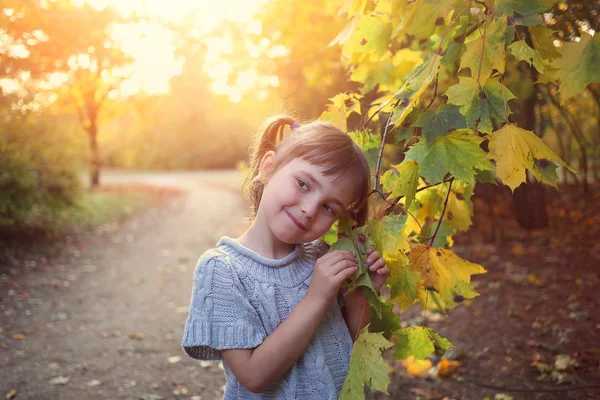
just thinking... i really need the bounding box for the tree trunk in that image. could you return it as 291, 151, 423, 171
89, 121, 100, 188
512, 88, 549, 229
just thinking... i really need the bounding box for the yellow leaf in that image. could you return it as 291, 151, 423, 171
409, 244, 486, 309
11, 333, 25, 340
459, 16, 507, 83
437, 359, 460, 377
402, 356, 432, 378
488, 123, 576, 191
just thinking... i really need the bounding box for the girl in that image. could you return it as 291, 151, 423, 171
182, 115, 390, 399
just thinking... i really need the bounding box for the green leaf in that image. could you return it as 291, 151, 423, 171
404, 129, 493, 185
415, 104, 467, 144
483, 78, 516, 122
332, 224, 383, 318
553, 33, 600, 104
387, 258, 420, 311
380, 161, 420, 208
459, 16, 507, 83
495, 0, 548, 17
365, 214, 410, 256
340, 329, 393, 400
349, 131, 381, 152
509, 40, 545, 73
428, 330, 453, 358
393, 326, 452, 360
390, 56, 440, 128
446, 77, 515, 132
369, 302, 400, 340
488, 123, 576, 191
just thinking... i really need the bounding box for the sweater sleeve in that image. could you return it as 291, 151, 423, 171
181, 252, 267, 360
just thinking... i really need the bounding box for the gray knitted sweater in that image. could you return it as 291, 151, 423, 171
182, 236, 354, 399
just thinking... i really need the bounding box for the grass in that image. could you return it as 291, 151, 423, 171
0, 184, 185, 239
59, 184, 184, 230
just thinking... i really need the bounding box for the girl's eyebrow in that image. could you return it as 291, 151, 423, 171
300, 171, 345, 209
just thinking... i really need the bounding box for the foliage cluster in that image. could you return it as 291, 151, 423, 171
0, 110, 86, 226
311, 1, 600, 397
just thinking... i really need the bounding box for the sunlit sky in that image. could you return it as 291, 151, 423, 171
74, 0, 265, 101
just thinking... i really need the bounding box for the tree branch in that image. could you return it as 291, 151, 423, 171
429, 179, 453, 246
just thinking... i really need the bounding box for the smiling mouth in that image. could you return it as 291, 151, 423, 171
286, 211, 307, 231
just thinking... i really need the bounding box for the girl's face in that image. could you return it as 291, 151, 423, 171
258, 154, 356, 245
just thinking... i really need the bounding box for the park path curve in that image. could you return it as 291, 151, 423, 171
1, 170, 249, 400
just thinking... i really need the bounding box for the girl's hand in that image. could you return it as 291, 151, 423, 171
307, 250, 358, 309
364, 246, 389, 292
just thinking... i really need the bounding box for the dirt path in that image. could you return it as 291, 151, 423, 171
1, 170, 249, 400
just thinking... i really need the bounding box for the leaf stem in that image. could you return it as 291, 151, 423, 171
373, 102, 398, 191
429, 179, 453, 246
476, 18, 488, 83
383, 177, 455, 216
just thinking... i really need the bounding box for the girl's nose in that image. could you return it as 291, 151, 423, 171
301, 200, 318, 219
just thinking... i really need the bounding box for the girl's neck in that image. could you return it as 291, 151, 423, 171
236, 219, 297, 260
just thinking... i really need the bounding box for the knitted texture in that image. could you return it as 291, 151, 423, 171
182, 236, 354, 399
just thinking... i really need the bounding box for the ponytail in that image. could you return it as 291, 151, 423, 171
247, 115, 296, 218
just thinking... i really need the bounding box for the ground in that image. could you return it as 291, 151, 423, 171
1, 171, 598, 400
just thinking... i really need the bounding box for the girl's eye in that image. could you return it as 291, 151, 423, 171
297, 179, 308, 190
323, 204, 335, 214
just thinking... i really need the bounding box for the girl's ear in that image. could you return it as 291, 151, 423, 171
259, 150, 276, 179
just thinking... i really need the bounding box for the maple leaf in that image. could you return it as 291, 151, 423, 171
408, 243, 486, 310
553, 33, 600, 104
415, 104, 467, 144
509, 40, 545, 73
394, 326, 452, 360
369, 302, 401, 339
487, 123, 576, 191
339, 329, 393, 400
342, 14, 392, 61
390, 55, 440, 128
404, 129, 493, 185
333, 217, 382, 318
364, 214, 410, 258
387, 257, 420, 311
459, 16, 507, 83
380, 160, 420, 208
445, 77, 515, 133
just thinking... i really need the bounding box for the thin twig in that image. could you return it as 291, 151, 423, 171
373, 103, 398, 191
383, 177, 455, 216
429, 179, 453, 246
425, 73, 439, 111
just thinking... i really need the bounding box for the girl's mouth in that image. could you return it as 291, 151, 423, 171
286, 211, 307, 230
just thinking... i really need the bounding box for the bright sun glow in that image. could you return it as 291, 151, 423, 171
75, 0, 261, 100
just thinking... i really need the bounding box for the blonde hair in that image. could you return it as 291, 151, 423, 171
247, 115, 371, 226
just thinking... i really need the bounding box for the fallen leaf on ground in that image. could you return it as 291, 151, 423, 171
167, 356, 181, 364
11, 334, 25, 340
6, 389, 17, 399
49, 376, 70, 385
128, 332, 144, 340
437, 359, 461, 377
402, 356, 432, 378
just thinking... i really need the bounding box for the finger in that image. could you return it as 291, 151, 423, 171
329, 259, 358, 276
369, 258, 386, 271
366, 251, 382, 265
366, 246, 374, 255
377, 267, 390, 275
322, 250, 356, 265
335, 265, 359, 284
